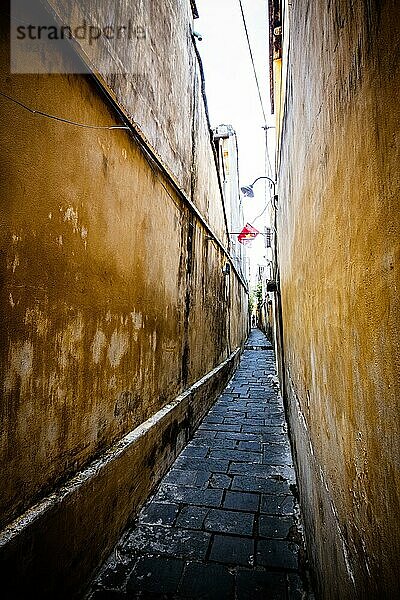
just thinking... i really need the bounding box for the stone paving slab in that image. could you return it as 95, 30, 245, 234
86, 329, 313, 599
179, 562, 235, 599
204, 508, 255, 536
236, 569, 287, 600
231, 474, 291, 495
127, 557, 185, 595
124, 524, 211, 560
223, 490, 260, 512
175, 505, 209, 529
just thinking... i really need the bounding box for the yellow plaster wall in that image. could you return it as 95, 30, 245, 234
277, 1, 400, 597
0, 7, 248, 532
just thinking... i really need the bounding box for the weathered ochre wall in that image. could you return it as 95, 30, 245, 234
0, 2, 248, 590
46, 0, 226, 227
276, 1, 400, 598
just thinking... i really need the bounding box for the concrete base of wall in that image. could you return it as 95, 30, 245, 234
0, 348, 241, 599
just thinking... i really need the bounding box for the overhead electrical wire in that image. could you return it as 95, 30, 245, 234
238, 0, 268, 125
264, 126, 273, 179
0, 90, 130, 130
238, 0, 275, 185
252, 196, 273, 224
0, 87, 248, 289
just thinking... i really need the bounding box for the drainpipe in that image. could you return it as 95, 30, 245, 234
268, 194, 286, 401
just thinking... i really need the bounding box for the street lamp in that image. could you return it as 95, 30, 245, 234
240, 174, 279, 289
240, 176, 276, 198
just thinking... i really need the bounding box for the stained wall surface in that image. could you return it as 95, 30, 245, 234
276, 1, 400, 597
0, 0, 248, 542
45, 0, 206, 206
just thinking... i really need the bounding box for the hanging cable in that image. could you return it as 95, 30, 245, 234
238, 0, 268, 124
252, 196, 274, 224
0, 87, 248, 289
0, 91, 130, 130
238, 0, 275, 213
264, 125, 273, 178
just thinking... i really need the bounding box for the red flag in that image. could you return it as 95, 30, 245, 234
238, 223, 260, 245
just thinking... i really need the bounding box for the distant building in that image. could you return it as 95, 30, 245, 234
213, 124, 247, 283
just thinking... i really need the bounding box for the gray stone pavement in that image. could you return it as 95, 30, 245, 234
86, 329, 313, 599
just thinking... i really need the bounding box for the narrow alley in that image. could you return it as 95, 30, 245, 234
1, 2, 399, 598
87, 329, 311, 599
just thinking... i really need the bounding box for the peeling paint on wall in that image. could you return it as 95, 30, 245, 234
107, 330, 129, 368
131, 312, 143, 330
4, 340, 34, 393
24, 307, 49, 337
91, 330, 107, 365
57, 314, 84, 370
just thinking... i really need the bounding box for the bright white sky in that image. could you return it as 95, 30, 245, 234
196, 0, 275, 278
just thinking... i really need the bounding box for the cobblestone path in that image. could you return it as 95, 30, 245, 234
87, 329, 312, 599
